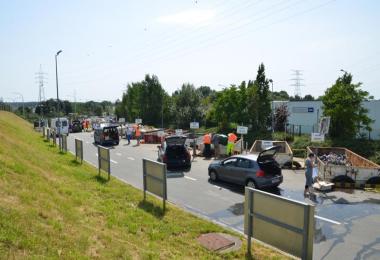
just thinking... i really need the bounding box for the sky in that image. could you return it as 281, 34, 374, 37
1, 0, 379, 102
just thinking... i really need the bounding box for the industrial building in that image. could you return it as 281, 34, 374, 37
274, 100, 380, 140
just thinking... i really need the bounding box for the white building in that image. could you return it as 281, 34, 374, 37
273, 100, 380, 139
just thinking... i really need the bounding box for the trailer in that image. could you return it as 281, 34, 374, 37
307, 146, 380, 186
249, 140, 293, 168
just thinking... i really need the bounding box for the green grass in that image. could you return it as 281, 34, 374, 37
0, 111, 286, 259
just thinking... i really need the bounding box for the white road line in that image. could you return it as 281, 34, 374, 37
110, 159, 118, 164
116, 152, 122, 156
95, 153, 98, 157
213, 185, 222, 189
315, 215, 341, 225
86, 141, 90, 144
127, 157, 135, 161
184, 176, 197, 181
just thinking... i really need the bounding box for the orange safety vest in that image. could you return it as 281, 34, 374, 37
228, 133, 237, 143
203, 134, 211, 144
135, 127, 141, 137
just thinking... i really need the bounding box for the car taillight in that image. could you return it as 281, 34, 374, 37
163, 154, 168, 163
256, 169, 265, 177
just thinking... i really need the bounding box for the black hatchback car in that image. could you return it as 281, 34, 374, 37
94, 124, 120, 146
208, 146, 282, 189
157, 135, 191, 171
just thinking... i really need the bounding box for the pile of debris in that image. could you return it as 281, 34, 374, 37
318, 152, 351, 166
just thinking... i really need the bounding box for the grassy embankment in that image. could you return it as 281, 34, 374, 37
0, 111, 286, 259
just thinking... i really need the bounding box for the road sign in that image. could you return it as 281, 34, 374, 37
135, 118, 142, 124
98, 146, 111, 180
118, 118, 126, 123
237, 125, 248, 135
175, 129, 183, 135
143, 158, 167, 212
75, 139, 83, 163
245, 187, 314, 259
311, 133, 325, 142
157, 130, 165, 137
190, 122, 199, 129
261, 140, 273, 150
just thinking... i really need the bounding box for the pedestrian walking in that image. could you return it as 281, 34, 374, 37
227, 132, 237, 156
212, 133, 220, 159
126, 125, 132, 145
203, 133, 212, 158
304, 153, 315, 196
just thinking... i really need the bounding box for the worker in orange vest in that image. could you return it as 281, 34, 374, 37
135, 124, 141, 146
203, 133, 212, 158
227, 133, 237, 156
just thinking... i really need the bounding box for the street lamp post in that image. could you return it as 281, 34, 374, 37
269, 79, 274, 133
55, 50, 62, 136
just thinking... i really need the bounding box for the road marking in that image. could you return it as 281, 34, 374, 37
315, 215, 341, 225
184, 176, 197, 181
86, 141, 90, 144
116, 152, 122, 156
110, 159, 118, 164
95, 153, 98, 157
127, 157, 135, 160
213, 185, 222, 190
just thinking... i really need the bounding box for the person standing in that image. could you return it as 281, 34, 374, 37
135, 124, 141, 146
203, 133, 212, 158
304, 153, 315, 196
126, 125, 132, 145
227, 132, 237, 156
212, 133, 220, 159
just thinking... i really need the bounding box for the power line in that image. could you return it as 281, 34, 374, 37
35, 65, 47, 103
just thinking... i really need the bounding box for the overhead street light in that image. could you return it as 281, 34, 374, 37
269, 79, 274, 133
55, 50, 62, 135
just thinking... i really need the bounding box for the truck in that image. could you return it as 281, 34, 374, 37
307, 146, 380, 187
250, 140, 293, 168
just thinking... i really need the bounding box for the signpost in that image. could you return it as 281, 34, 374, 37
142, 159, 167, 212
190, 122, 199, 158
98, 146, 111, 180
46, 128, 51, 142
75, 139, 83, 163
311, 133, 325, 142
237, 125, 248, 153
52, 130, 56, 146
135, 118, 142, 124
118, 117, 126, 124
60, 134, 67, 153
175, 129, 183, 135
245, 187, 314, 259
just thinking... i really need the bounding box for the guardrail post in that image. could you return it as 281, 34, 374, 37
246, 187, 253, 257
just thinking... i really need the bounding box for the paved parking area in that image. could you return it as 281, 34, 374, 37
67, 132, 380, 259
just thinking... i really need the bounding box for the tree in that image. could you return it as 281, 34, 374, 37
247, 63, 271, 134
172, 83, 202, 128
272, 90, 290, 101
322, 72, 373, 139
274, 104, 289, 131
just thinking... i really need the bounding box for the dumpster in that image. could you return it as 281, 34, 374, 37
307, 146, 380, 187
250, 140, 293, 168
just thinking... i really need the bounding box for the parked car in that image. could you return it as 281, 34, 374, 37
208, 146, 283, 189
50, 117, 69, 136
94, 124, 119, 146
70, 120, 83, 133
157, 135, 191, 171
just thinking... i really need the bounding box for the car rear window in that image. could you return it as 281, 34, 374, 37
104, 127, 118, 134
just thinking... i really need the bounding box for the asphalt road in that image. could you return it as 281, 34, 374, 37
67, 132, 380, 260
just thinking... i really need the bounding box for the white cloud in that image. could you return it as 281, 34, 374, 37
157, 9, 216, 27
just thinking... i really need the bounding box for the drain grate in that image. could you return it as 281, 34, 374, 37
197, 233, 235, 252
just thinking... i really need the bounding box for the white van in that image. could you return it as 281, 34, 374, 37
50, 117, 69, 136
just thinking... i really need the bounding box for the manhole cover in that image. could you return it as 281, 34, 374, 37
197, 233, 235, 252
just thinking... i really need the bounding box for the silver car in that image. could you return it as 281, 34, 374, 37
208, 146, 283, 189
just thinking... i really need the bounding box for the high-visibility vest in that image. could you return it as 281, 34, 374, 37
135, 127, 141, 137
228, 133, 237, 143
203, 134, 211, 144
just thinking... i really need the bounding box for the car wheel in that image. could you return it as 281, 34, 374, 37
209, 170, 218, 181
246, 179, 257, 189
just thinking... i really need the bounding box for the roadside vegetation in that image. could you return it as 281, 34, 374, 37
0, 111, 286, 259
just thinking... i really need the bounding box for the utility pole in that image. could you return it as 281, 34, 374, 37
290, 70, 304, 97
35, 65, 47, 125
269, 79, 274, 133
